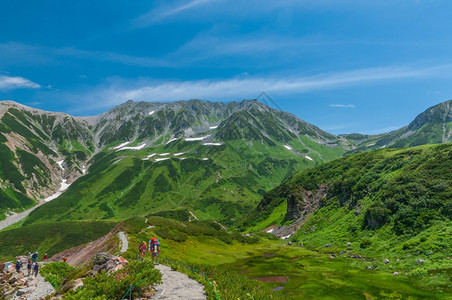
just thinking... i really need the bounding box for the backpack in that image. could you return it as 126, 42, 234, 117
34, 263, 39, 271
151, 241, 159, 252
16, 261, 21, 269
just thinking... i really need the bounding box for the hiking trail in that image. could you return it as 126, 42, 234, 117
118, 231, 128, 253
12, 270, 55, 300
153, 264, 206, 300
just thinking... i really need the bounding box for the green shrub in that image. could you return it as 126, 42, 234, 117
41, 262, 75, 289
63, 260, 161, 299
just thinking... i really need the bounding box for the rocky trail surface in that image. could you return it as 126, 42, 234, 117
118, 232, 128, 253
12, 271, 55, 300
153, 264, 206, 300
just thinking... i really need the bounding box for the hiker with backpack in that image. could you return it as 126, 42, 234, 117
31, 251, 38, 263
138, 241, 147, 261
27, 260, 32, 276
33, 263, 39, 277
149, 238, 160, 264
15, 260, 22, 273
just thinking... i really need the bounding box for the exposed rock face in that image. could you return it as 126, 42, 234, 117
285, 184, 329, 221
272, 184, 329, 238
92, 253, 129, 275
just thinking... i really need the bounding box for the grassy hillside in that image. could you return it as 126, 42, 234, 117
21, 136, 330, 226
239, 143, 452, 260
0, 220, 115, 261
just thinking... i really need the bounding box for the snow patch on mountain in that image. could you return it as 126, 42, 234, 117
155, 157, 170, 162
116, 143, 146, 151
203, 143, 222, 146
166, 137, 180, 144
185, 135, 210, 141
44, 179, 71, 202
113, 141, 130, 149
284, 145, 293, 150
57, 160, 64, 170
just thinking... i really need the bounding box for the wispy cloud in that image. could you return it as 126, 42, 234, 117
132, 0, 216, 28
56, 47, 170, 68
330, 104, 356, 108
0, 75, 41, 90
67, 64, 447, 112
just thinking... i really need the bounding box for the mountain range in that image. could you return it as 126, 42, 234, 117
0, 98, 451, 225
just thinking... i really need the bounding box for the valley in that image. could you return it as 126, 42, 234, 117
0, 99, 451, 299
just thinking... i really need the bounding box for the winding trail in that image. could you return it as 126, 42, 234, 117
118, 231, 128, 253
153, 264, 206, 300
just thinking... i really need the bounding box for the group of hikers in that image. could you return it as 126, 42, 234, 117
15, 251, 47, 277
139, 238, 160, 264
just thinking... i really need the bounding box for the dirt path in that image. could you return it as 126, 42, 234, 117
118, 231, 128, 253
153, 264, 206, 300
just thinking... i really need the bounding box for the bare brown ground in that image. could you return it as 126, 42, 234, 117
48, 223, 121, 267
264, 253, 276, 258
252, 276, 288, 283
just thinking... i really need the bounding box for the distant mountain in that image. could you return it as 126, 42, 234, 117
343, 99, 452, 153
0, 99, 349, 223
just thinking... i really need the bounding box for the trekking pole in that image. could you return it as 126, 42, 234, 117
129, 285, 132, 300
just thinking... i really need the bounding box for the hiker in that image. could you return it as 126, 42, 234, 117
32, 251, 38, 263
63, 256, 67, 263
139, 241, 147, 261
43, 253, 48, 260
150, 238, 160, 264
27, 252, 32, 261
33, 263, 39, 277
27, 260, 32, 276
15, 260, 22, 273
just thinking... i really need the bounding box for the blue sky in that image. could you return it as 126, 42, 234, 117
1, 0, 452, 134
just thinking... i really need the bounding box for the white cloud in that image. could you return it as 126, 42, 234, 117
132, 0, 216, 28
330, 104, 356, 108
82, 65, 438, 107
0, 75, 41, 90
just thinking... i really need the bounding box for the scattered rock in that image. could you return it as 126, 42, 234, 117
287, 241, 292, 245
73, 278, 84, 291
92, 253, 129, 275
16, 290, 25, 296
416, 259, 425, 264
396, 259, 400, 262
325, 243, 331, 248
384, 259, 390, 264
347, 247, 352, 251
347, 242, 351, 246
366, 266, 373, 270
393, 272, 399, 276
407, 254, 411, 258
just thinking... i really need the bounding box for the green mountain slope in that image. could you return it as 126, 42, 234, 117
344, 99, 452, 152
239, 143, 451, 256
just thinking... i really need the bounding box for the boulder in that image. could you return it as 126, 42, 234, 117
92, 253, 129, 275
73, 278, 84, 291
93, 253, 115, 266
393, 272, 399, 276
416, 259, 425, 264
